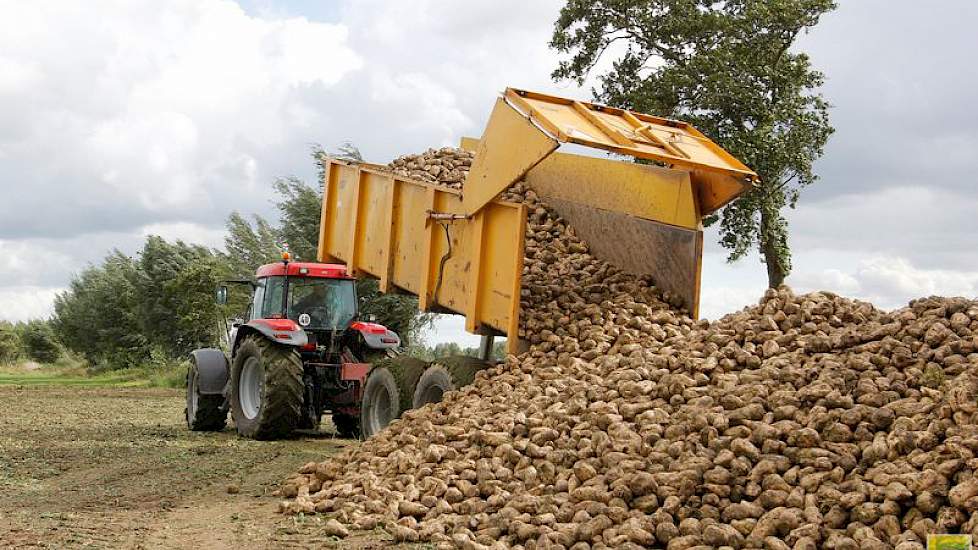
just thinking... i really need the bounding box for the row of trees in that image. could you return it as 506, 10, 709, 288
52, 239, 225, 369
0, 320, 61, 364
50, 150, 430, 370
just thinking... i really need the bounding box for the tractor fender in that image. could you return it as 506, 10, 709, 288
352, 321, 400, 349
232, 319, 308, 353
190, 348, 230, 396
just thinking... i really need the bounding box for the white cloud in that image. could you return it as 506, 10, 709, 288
793, 255, 978, 310
0, 0, 362, 240
851, 257, 978, 308
421, 316, 483, 349
138, 222, 228, 250
0, 286, 65, 322
791, 268, 860, 295
788, 186, 978, 270
0, 239, 77, 288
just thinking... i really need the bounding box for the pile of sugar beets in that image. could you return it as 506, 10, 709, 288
388, 147, 473, 190
276, 148, 978, 550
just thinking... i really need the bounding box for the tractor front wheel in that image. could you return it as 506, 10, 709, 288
185, 359, 226, 431
230, 335, 304, 440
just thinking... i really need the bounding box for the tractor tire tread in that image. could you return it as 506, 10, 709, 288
186, 363, 227, 431
232, 335, 304, 440
187, 397, 226, 431
359, 366, 401, 439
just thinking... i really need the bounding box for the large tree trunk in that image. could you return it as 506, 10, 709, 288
760, 209, 787, 288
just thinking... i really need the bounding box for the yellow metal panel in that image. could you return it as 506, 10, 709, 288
350, 171, 389, 277
500, 203, 528, 354
425, 192, 470, 313
526, 150, 699, 230
503, 88, 756, 215
459, 136, 479, 152
477, 203, 524, 337
461, 98, 558, 215
378, 177, 398, 292
317, 85, 759, 346
320, 163, 357, 263
345, 171, 364, 274
464, 210, 486, 333
319, 158, 527, 342
317, 162, 338, 263
419, 187, 440, 311
390, 181, 429, 295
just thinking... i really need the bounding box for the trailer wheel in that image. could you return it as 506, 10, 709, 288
357, 356, 429, 439
359, 366, 401, 439
387, 356, 427, 412
230, 335, 304, 440
331, 412, 360, 439
412, 355, 489, 408
185, 359, 226, 431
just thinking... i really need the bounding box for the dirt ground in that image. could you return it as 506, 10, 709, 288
0, 385, 416, 549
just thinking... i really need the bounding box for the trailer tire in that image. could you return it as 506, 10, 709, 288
387, 356, 427, 413
331, 412, 360, 439
412, 355, 489, 408
359, 366, 401, 439
185, 359, 226, 431
230, 335, 304, 440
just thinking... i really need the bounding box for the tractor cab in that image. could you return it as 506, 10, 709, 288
253, 262, 357, 331
225, 258, 401, 360
246, 261, 360, 353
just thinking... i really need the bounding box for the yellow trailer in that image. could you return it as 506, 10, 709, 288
318, 88, 757, 355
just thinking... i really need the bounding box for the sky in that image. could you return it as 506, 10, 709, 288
0, 0, 975, 348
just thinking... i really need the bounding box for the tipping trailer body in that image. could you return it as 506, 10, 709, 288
318, 88, 757, 355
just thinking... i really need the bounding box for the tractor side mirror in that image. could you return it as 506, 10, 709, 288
215, 285, 229, 305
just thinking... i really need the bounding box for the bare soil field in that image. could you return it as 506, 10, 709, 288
0, 385, 413, 549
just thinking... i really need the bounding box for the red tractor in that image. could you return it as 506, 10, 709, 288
184, 255, 424, 440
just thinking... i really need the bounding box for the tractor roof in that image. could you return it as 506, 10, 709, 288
255, 262, 353, 279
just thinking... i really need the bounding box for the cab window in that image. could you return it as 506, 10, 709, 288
260, 277, 286, 319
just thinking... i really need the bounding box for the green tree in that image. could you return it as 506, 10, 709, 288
275, 176, 323, 262
134, 236, 224, 357
431, 342, 463, 359
551, 0, 836, 287
53, 239, 225, 368
19, 320, 61, 363
223, 212, 281, 276
52, 251, 149, 369
0, 322, 21, 363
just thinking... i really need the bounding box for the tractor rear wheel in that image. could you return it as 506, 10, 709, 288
412, 355, 489, 408
230, 335, 304, 440
185, 359, 226, 431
